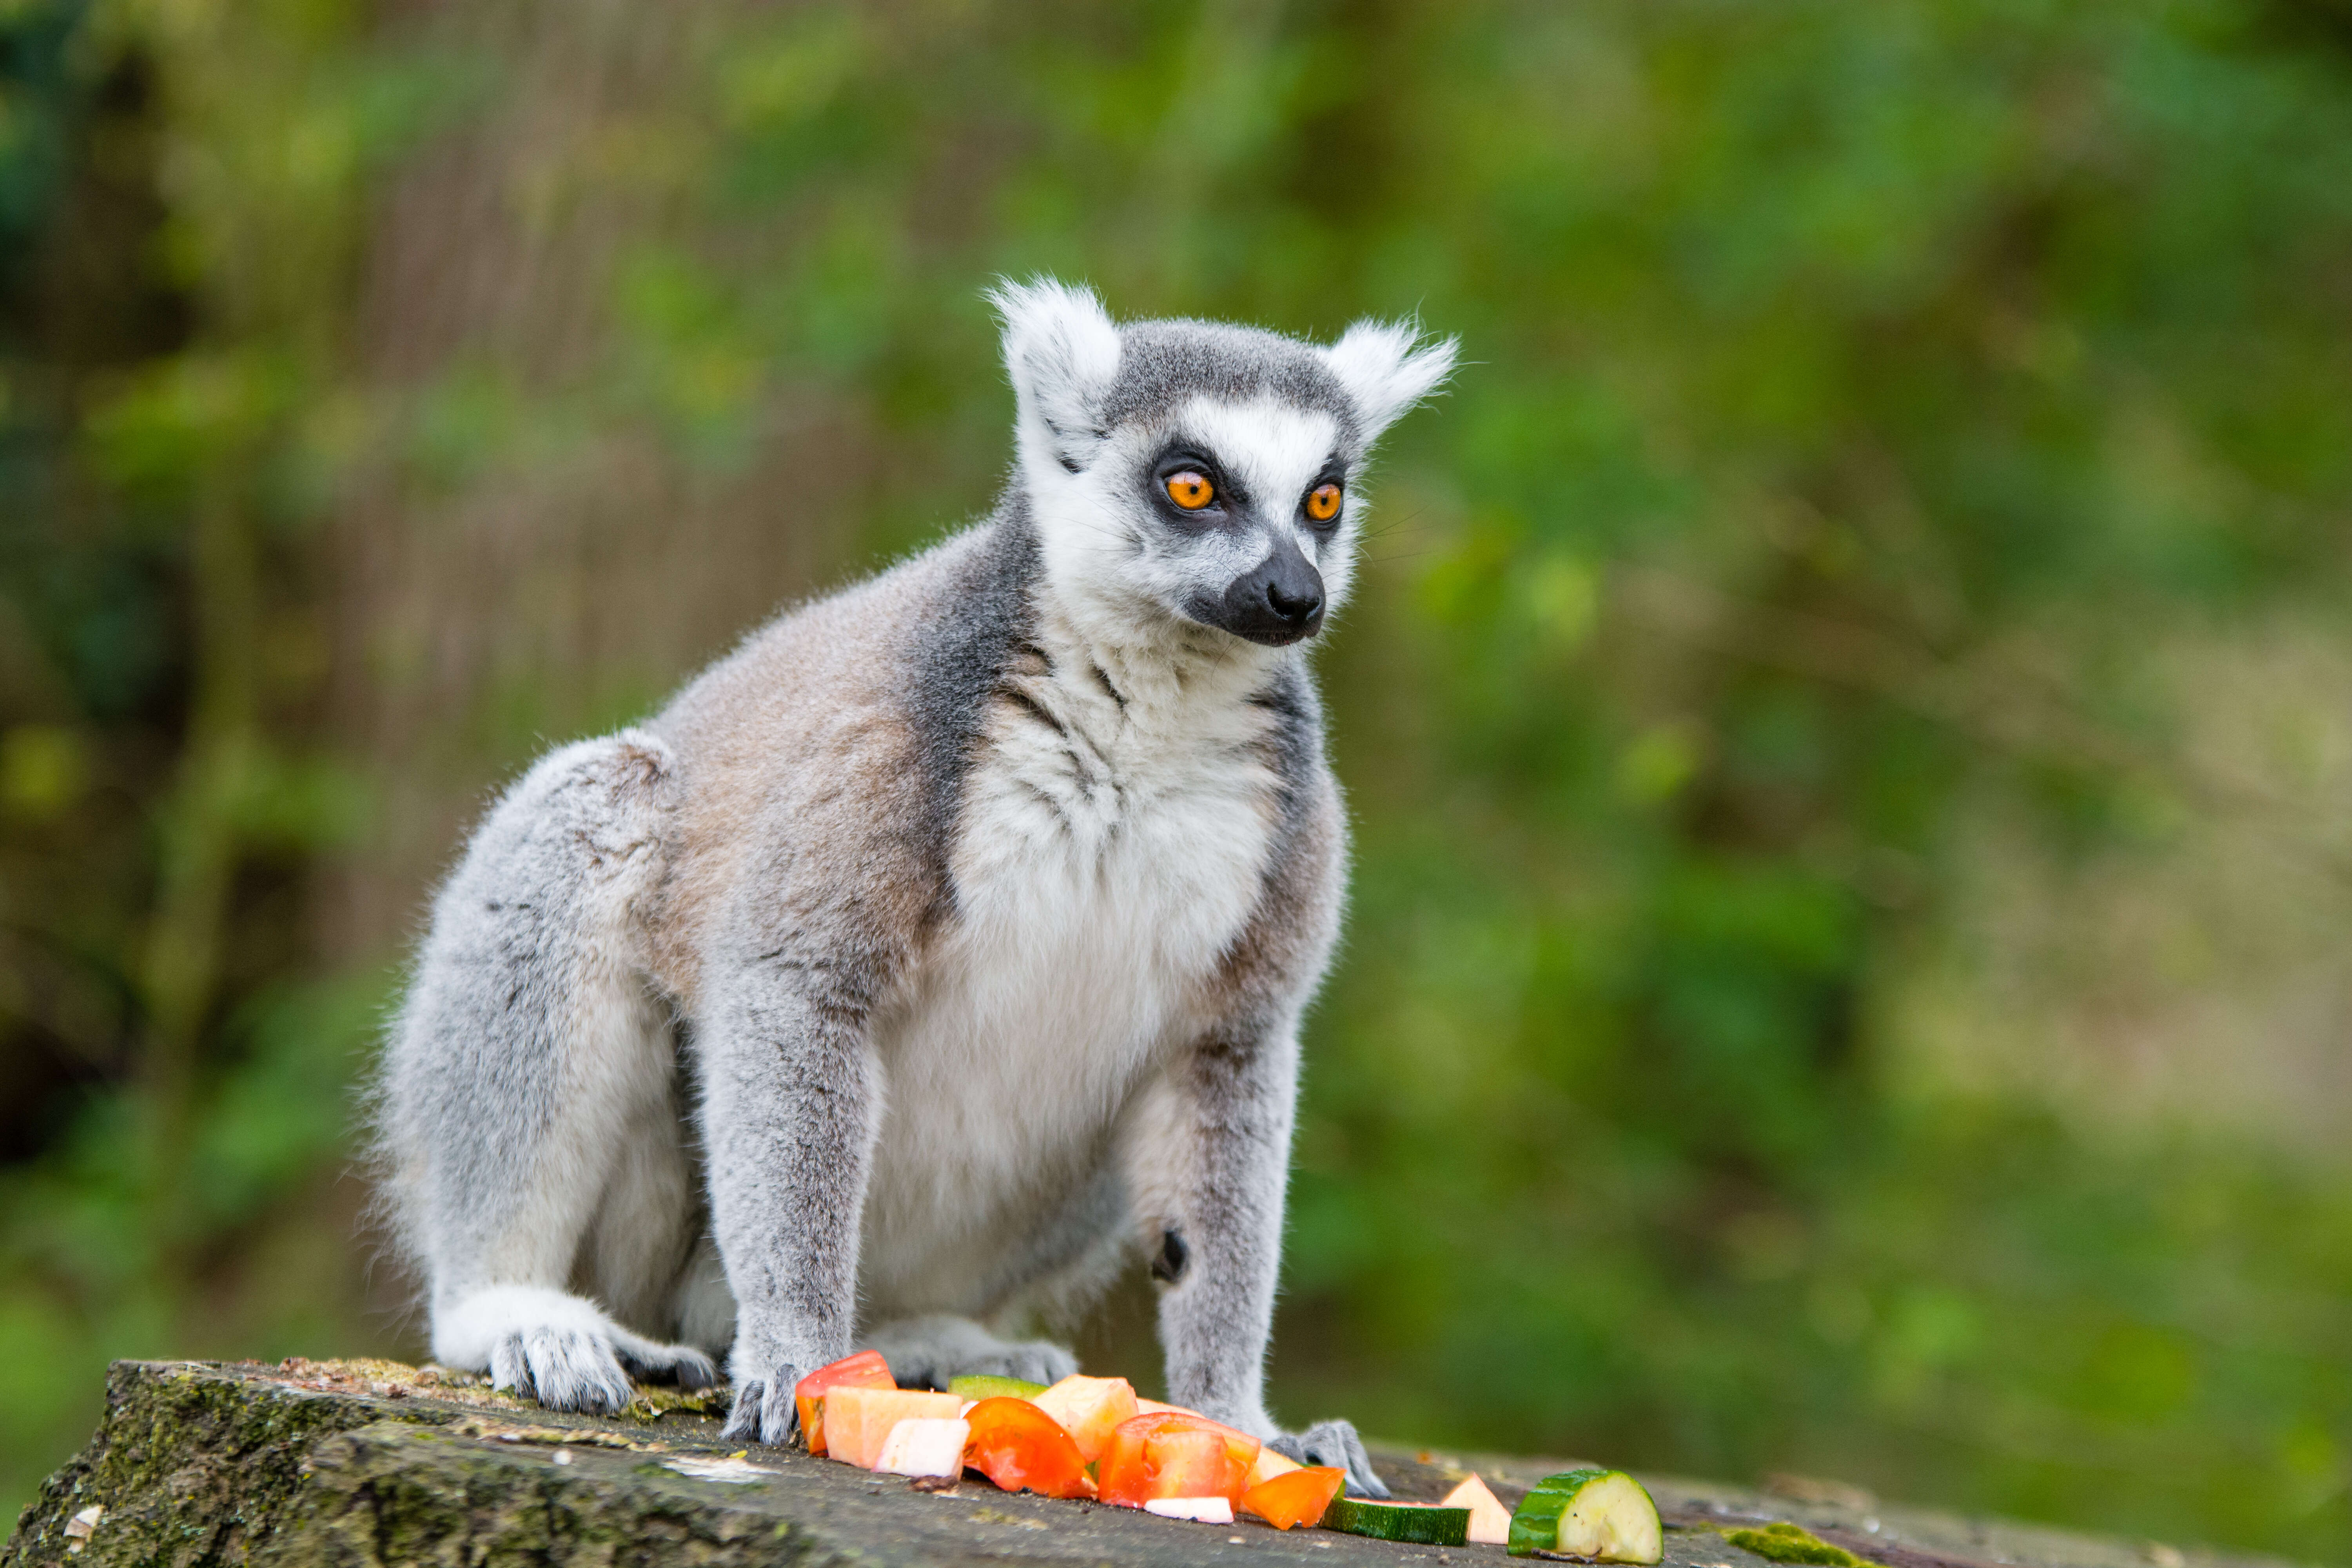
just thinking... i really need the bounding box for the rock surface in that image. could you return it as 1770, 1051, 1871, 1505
1, 1361, 2301, 1568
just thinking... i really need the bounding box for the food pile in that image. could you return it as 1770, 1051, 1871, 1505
784, 1350, 1664, 1559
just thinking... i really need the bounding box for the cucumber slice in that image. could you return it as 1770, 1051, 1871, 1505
1508, 1468, 1662, 1563
1323, 1496, 1472, 1546
947, 1374, 1048, 1401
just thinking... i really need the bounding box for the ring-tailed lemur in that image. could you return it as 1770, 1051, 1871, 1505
376, 279, 1456, 1494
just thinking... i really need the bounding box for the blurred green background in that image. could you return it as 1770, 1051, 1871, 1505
5, 0, 2352, 1557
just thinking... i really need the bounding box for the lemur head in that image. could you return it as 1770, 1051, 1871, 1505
992, 279, 1456, 652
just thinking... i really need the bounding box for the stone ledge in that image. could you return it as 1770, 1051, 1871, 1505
0, 1361, 2300, 1568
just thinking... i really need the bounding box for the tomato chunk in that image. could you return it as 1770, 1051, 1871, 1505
1247, 1445, 1302, 1488
1096, 1412, 1261, 1508
1131, 1400, 1276, 1480
962, 1396, 1094, 1500
1240, 1465, 1345, 1530
791, 1350, 896, 1456
1143, 1428, 1229, 1500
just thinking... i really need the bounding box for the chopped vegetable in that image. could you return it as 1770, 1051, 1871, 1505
1247, 1446, 1303, 1488
792, 1350, 897, 1457
1322, 1496, 1472, 1546
873, 1416, 969, 1479
1096, 1411, 1260, 1508
949, 1374, 1047, 1402
1031, 1375, 1141, 1464
1507, 1468, 1662, 1564
961, 1396, 1094, 1499
1239, 1465, 1345, 1530
793, 1348, 1659, 1555
821, 1387, 964, 1470
1126, 1401, 1266, 1468
1443, 1474, 1514, 1546
1129, 1408, 1321, 1496
1145, 1497, 1236, 1523
1145, 1429, 1231, 1501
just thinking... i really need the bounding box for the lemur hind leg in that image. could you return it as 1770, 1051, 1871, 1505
380, 731, 715, 1412
857, 1315, 1079, 1391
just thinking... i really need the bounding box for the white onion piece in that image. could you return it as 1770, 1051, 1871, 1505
1145, 1497, 1235, 1524
872, 1416, 971, 1479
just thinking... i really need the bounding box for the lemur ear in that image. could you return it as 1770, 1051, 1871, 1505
991, 277, 1122, 475
1322, 318, 1459, 443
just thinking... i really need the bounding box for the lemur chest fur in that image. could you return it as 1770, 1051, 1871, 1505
858, 613, 1283, 1314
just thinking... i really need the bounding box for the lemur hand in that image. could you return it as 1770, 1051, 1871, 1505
1269, 1417, 1390, 1497
719, 1367, 806, 1446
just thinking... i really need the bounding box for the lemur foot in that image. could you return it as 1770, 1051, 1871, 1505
1270, 1418, 1389, 1498
489, 1326, 635, 1414
720, 1369, 805, 1446
621, 1339, 720, 1390
857, 1313, 1078, 1392
487, 1328, 715, 1412
445, 1285, 716, 1413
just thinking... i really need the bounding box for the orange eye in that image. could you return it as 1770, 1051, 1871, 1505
1165, 471, 1216, 510
1306, 482, 1343, 523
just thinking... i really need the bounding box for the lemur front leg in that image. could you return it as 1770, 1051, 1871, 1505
1133, 1018, 1391, 1498
703, 946, 885, 1446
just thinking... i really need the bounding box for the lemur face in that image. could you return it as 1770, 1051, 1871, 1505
993, 280, 1457, 649
1116, 390, 1348, 648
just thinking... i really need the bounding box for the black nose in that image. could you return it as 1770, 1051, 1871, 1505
1267, 577, 1322, 624
1188, 534, 1328, 646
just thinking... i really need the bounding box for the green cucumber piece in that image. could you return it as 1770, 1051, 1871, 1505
947, 1374, 1048, 1401
1323, 1496, 1472, 1546
1508, 1468, 1663, 1563
1510, 1485, 1579, 1559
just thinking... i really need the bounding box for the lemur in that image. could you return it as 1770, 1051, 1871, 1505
376, 279, 1456, 1494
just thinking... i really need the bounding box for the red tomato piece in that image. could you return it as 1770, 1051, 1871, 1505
962, 1396, 1094, 1500
1145, 1429, 1231, 1500
1240, 1465, 1345, 1530
791, 1349, 896, 1456
1097, 1412, 1262, 1508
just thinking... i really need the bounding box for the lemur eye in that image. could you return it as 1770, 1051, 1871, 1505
1165, 471, 1216, 510
1306, 482, 1343, 523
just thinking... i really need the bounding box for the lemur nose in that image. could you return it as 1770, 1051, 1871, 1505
1267, 579, 1323, 624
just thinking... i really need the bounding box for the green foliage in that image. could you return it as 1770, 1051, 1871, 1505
6, 1, 2352, 1561
1727, 1521, 1874, 1566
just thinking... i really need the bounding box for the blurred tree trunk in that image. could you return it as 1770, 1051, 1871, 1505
319, 0, 878, 964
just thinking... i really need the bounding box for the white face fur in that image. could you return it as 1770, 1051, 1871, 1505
992, 279, 1457, 656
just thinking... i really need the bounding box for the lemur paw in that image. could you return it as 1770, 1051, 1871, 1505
619, 1341, 719, 1391
720, 1368, 805, 1446
719, 1379, 764, 1442
953, 1337, 1077, 1388
489, 1327, 635, 1415
1270, 1418, 1389, 1498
